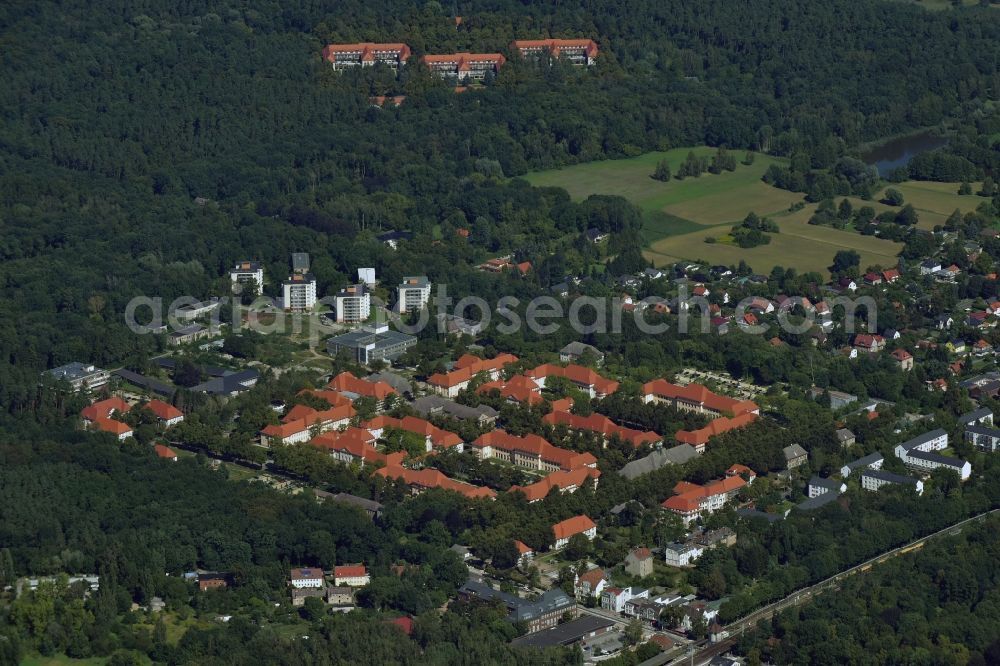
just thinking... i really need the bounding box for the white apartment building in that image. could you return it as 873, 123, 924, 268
335, 284, 371, 323
860, 470, 924, 495
231, 261, 264, 293
289, 568, 325, 589
283, 273, 317, 312
398, 276, 431, 313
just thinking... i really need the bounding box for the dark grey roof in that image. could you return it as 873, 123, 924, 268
843, 452, 883, 471
511, 615, 615, 648
112, 369, 176, 398
459, 580, 572, 623
860, 469, 920, 486
737, 508, 784, 523
191, 369, 259, 395
958, 407, 993, 426
377, 230, 413, 242
559, 341, 604, 359
908, 450, 968, 468
365, 371, 413, 395
330, 493, 383, 513
44, 362, 105, 381
411, 396, 498, 422
328, 327, 416, 352
808, 476, 841, 493
835, 428, 856, 442
618, 445, 698, 480
965, 424, 1000, 438
796, 491, 840, 512
783, 443, 808, 460
897, 429, 948, 452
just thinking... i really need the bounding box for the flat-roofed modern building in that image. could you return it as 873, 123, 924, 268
327, 324, 416, 365
43, 362, 110, 391
322, 43, 412, 69
230, 261, 264, 293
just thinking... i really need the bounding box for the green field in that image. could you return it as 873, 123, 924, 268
527, 148, 988, 276
21, 656, 109, 666
525, 147, 801, 243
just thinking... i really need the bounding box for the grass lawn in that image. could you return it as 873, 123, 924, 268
525, 147, 799, 231
875, 181, 990, 230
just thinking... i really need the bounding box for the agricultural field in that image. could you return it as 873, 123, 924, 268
527, 148, 988, 276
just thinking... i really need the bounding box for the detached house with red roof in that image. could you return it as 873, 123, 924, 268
853, 334, 885, 354
527, 364, 619, 398
145, 399, 184, 427
428, 353, 518, 397
661, 476, 747, 525
574, 567, 607, 601
882, 268, 901, 283
551, 515, 597, 550
891, 348, 914, 371
154, 444, 178, 461
333, 564, 370, 587
93, 418, 133, 441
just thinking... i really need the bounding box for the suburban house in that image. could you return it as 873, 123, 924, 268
835, 428, 856, 447
333, 565, 370, 587
890, 349, 914, 371
514, 541, 534, 566
860, 469, 924, 495
853, 334, 886, 353
624, 547, 654, 578
527, 363, 619, 398
600, 587, 648, 613
153, 444, 178, 461
783, 443, 808, 469
574, 567, 607, 601
663, 542, 704, 567
551, 515, 597, 550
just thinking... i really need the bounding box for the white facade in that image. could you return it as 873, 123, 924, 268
398, 276, 431, 313
231, 262, 264, 293
333, 569, 370, 587
554, 525, 596, 550
283, 275, 317, 312
663, 543, 703, 567
290, 569, 324, 589
600, 587, 648, 613
335, 285, 371, 323
860, 471, 924, 495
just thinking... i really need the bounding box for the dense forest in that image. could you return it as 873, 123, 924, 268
3, 0, 1000, 662
735, 516, 1000, 665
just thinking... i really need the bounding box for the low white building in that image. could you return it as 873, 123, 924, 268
333, 565, 370, 587
860, 469, 923, 495
840, 452, 884, 478
289, 567, 325, 589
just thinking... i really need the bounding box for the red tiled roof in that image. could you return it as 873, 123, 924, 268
528, 363, 619, 395
642, 380, 758, 416
577, 567, 605, 588
476, 374, 542, 405
387, 617, 413, 635
333, 564, 367, 578
509, 467, 600, 502
326, 371, 396, 400
420, 52, 505, 72
661, 475, 746, 513
322, 43, 412, 63
514, 540, 533, 554
363, 415, 463, 450
376, 465, 496, 499
154, 444, 177, 458
310, 428, 391, 464
890, 349, 913, 361
428, 353, 518, 389
262, 403, 356, 440
512, 38, 599, 58
726, 463, 756, 479
81, 397, 131, 422
472, 429, 598, 470
542, 410, 660, 448
630, 547, 652, 561
675, 413, 757, 446
552, 515, 596, 541
93, 417, 132, 436
145, 399, 182, 422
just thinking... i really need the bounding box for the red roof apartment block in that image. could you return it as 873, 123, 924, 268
81, 396, 131, 423
362, 415, 463, 452
509, 467, 601, 502
322, 43, 411, 69
421, 52, 505, 79
661, 475, 747, 524
527, 363, 619, 398
145, 399, 184, 425
543, 410, 660, 448
470, 429, 597, 471
511, 39, 599, 65
428, 353, 519, 396
376, 465, 496, 500
326, 371, 397, 402
476, 374, 543, 405
675, 413, 757, 452
642, 380, 758, 418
